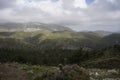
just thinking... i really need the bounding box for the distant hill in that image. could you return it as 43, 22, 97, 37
0, 22, 72, 32
94, 30, 113, 36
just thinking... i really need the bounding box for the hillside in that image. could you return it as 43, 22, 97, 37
0, 31, 103, 50
0, 30, 120, 50
97, 33, 120, 48
83, 44, 120, 69
0, 26, 120, 68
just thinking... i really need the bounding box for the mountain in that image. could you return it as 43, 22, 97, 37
94, 30, 113, 36
0, 22, 72, 32
0, 22, 119, 50
97, 33, 120, 48
0, 24, 120, 50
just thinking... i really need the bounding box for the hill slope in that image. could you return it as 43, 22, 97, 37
0, 31, 103, 50
0, 30, 120, 68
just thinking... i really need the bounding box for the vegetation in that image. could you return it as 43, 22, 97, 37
0, 63, 119, 80
0, 63, 90, 80
0, 31, 120, 80
0, 31, 120, 68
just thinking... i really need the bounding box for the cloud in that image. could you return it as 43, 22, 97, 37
74, 0, 88, 8
0, 0, 17, 9
0, 0, 120, 31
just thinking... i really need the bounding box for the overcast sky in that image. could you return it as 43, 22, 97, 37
0, 0, 120, 31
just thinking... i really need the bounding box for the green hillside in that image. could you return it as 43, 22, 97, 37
0, 31, 103, 49
82, 45, 120, 69
0, 31, 120, 68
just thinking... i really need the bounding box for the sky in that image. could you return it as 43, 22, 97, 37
0, 0, 120, 32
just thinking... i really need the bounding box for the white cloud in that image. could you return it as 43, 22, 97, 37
74, 0, 88, 8
38, 0, 63, 16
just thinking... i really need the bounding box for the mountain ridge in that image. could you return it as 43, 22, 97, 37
0, 22, 73, 32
